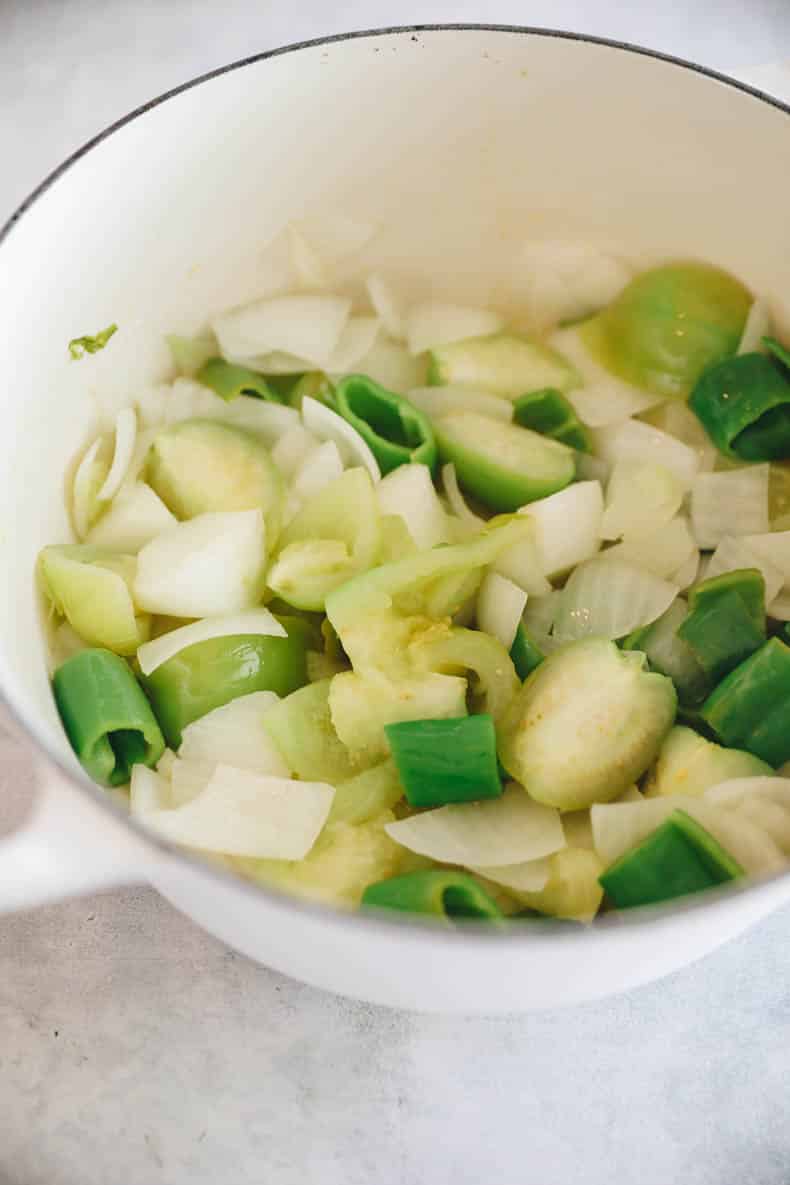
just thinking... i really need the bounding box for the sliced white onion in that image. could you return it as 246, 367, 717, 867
350, 335, 426, 394
301, 396, 381, 482
134, 509, 267, 620
161, 377, 299, 444
591, 420, 700, 489
521, 480, 604, 578
404, 302, 503, 356
137, 607, 286, 676
705, 777, 789, 809
738, 298, 772, 354
492, 530, 552, 597
72, 435, 111, 539
170, 757, 215, 807
768, 590, 790, 620
604, 516, 697, 581
130, 765, 170, 816
476, 572, 527, 649
366, 273, 405, 340
178, 691, 288, 776
270, 425, 321, 480
517, 242, 631, 328
742, 530, 790, 583
566, 383, 660, 428
442, 463, 485, 527
671, 548, 701, 591
375, 464, 449, 551
287, 223, 328, 288
407, 386, 513, 423
139, 765, 334, 859
384, 783, 564, 867
212, 293, 352, 368
95, 407, 137, 503
470, 857, 551, 893
522, 590, 563, 653
704, 534, 784, 604
574, 450, 610, 483
288, 440, 345, 510
601, 460, 683, 541
643, 401, 717, 473
690, 465, 770, 549
326, 315, 380, 375
86, 482, 177, 553
553, 557, 678, 643
243, 350, 316, 374
292, 211, 376, 261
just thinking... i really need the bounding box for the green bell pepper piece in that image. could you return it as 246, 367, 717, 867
285, 371, 336, 410
624, 600, 710, 707
53, 648, 165, 787
580, 262, 751, 400
699, 636, 790, 766
334, 374, 437, 473
362, 869, 504, 921
194, 357, 280, 402
512, 387, 591, 452
385, 714, 503, 808
764, 336, 790, 370
689, 352, 790, 461
509, 623, 544, 681
599, 809, 743, 908
687, 568, 765, 630
677, 570, 766, 684
139, 616, 311, 747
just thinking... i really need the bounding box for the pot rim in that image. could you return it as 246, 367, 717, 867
3, 23, 789, 945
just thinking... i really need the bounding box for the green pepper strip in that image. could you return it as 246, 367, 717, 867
687, 569, 765, 630
195, 357, 282, 403
362, 869, 503, 920
599, 809, 743, 909
335, 374, 437, 474
677, 574, 765, 684
139, 617, 311, 748
512, 387, 591, 452
53, 648, 165, 787
509, 623, 544, 681
700, 637, 790, 766
689, 352, 790, 461
385, 714, 502, 808
764, 336, 790, 370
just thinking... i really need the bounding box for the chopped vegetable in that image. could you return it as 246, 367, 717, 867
644, 725, 773, 798
510, 848, 605, 921
177, 691, 288, 776
703, 535, 784, 605
262, 678, 360, 783
689, 352, 790, 462
140, 620, 310, 748
476, 572, 526, 650
512, 387, 590, 451
166, 331, 218, 376
599, 809, 743, 908
553, 557, 678, 643
591, 419, 700, 488
301, 395, 381, 482
68, 323, 118, 359
195, 358, 279, 403
434, 412, 575, 511
405, 303, 503, 356
624, 599, 709, 707
604, 516, 696, 581
509, 623, 544, 681
690, 464, 770, 549
428, 333, 579, 397
408, 385, 513, 423
600, 460, 683, 542
700, 637, 790, 766
334, 375, 437, 473
212, 293, 351, 369
53, 648, 164, 786
409, 624, 520, 725
328, 759, 405, 825
385, 715, 502, 807
86, 482, 177, 553
362, 869, 503, 920
376, 463, 449, 551
39, 546, 149, 656
677, 585, 764, 682
499, 639, 676, 810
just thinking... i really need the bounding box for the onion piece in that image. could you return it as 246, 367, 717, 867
566, 384, 660, 428
737, 299, 772, 354
130, 765, 170, 816
384, 782, 564, 867
287, 224, 328, 288
96, 407, 137, 502
601, 460, 683, 541
134, 509, 266, 619
366, 273, 405, 340
476, 572, 527, 649
553, 557, 678, 643
139, 765, 334, 859
376, 463, 449, 551
641, 401, 717, 473
178, 691, 288, 776
137, 607, 286, 676
671, 549, 701, 591
407, 386, 513, 423
86, 482, 177, 553
302, 396, 381, 482
326, 315, 380, 375
404, 302, 503, 356
705, 777, 788, 809
72, 435, 112, 539
442, 462, 485, 527
289, 440, 345, 509
517, 241, 631, 328
603, 516, 696, 580
170, 757, 215, 807
522, 590, 563, 652
212, 293, 352, 368
590, 420, 700, 489
522, 480, 604, 578
741, 530, 790, 584
690, 465, 771, 549
161, 377, 299, 444
704, 535, 784, 604
351, 336, 426, 394
768, 590, 790, 621
270, 425, 321, 480
470, 857, 551, 893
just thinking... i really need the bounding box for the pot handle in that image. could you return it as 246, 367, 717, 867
0, 736, 160, 913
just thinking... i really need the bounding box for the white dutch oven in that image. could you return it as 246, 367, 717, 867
1, 26, 789, 1013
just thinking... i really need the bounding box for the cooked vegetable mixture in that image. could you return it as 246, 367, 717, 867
42, 227, 790, 923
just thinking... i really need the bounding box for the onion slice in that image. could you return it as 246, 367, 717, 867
302, 396, 381, 482
137, 607, 286, 676
178, 691, 288, 776
704, 535, 784, 604
404, 302, 503, 356
212, 293, 352, 368
366, 273, 405, 340
470, 857, 551, 893
591, 420, 700, 489
442, 462, 485, 527
690, 466, 770, 549
326, 315, 380, 375
553, 557, 678, 643
376, 463, 449, 551
476, 572, 527, 649
96, 407, 137, 502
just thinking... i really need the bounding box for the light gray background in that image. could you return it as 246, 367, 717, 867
1, 4, 790, 1184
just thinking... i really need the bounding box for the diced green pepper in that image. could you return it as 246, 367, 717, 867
509, 623, 545, 681
689, 352, 790, 461
53, 648, 165, 787
334, 374, 437, 474
764, 336, 790, 370
624, 599, 710, 707
362, 869, 503, 921
139, 616, 311, 747
385, 715, 503, 807
599, 809, 743, 908
513, 387, 591, 452
194, 357, 280, 402
687, 569, 765, 631
700, 636, 790, 765
677, 588, 765, 683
